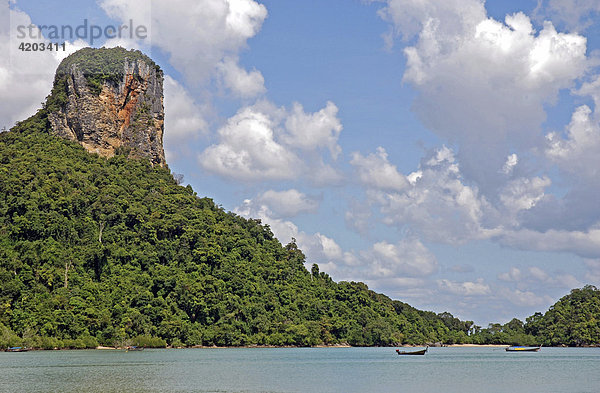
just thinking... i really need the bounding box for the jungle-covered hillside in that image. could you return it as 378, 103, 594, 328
0, 128, 473, 349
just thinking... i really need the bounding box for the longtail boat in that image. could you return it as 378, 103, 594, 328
396, 346, 428, 355
5, 347, 29, 352
505, 345, 541, 352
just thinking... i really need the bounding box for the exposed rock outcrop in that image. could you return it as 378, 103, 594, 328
47, 47, 166, 166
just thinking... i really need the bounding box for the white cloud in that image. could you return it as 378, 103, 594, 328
161, 74, 208, 163
364, 1, 600, 261
370, 238, 438, 277
314, 237, 440, 295
199, 106, 300, 181
499, 176, 551, 214
499, 228, 600, 258
498, 267, 523, 282
499, 288, 552, 307
349, 138, 596, 259
527, 267, 581, 288
163, 75, 208, 142
315, 233, 343, 260
282, 101, 343, 159
526, 83, 600, 234
100, 0, 267, 85
305, 159, 345, 187
253, 189, 319, 218
350, 147, 408, 192
217, 57, 266, 98
501, 153, 518, 175
577, 75, 600, 110
366, 146, 496, 244
546, 105, 600, 181
366, 277, 426, 289
536, 0, 600, 30
529, 266, 551, 282
555, 274, 582, 288
497, 266, 580, 289
437, 278, 491, 296
378, 1, 588, 190
376, 0, 486, 44
199, 101, 343, 183
0, 7, 86, 129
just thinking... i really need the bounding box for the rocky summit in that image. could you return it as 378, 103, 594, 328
46, 47, 166, 166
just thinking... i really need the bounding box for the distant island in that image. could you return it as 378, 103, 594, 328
1, 48, 599, 350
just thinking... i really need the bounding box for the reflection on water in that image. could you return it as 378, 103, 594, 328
1, 347, 599, 393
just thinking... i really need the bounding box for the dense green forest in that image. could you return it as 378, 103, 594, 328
0, 128, 477, 349
524, 285, 600, 346
3, 128, 598, 349
1, 47, 599, 349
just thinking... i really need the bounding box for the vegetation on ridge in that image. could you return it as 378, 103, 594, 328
524, 285, 600, 346
55, 46, 160, 95
11, 47, 158, 138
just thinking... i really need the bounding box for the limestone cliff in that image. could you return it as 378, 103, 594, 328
46, 47, 166, 166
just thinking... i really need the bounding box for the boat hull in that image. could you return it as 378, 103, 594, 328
396, 346, 428, 355
5, 347, 29, 352
505, 346, 541, 352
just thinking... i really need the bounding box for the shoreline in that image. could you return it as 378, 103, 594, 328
447, 344, 507, 348
8, 343, 599, 351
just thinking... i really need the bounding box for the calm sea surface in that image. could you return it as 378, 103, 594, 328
1, 347, 598, 393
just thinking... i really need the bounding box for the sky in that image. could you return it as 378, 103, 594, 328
2, 0, 600, 327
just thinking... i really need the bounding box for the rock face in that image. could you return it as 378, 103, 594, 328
48, 48, 166, 166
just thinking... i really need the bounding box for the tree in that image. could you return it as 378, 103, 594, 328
311, 264, 319, 279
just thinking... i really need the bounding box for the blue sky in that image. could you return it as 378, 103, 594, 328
3, 0, 600, 326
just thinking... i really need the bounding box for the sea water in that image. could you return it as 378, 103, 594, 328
1, 347, 598, 393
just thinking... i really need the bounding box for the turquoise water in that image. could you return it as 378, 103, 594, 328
1, 347, 599, 393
